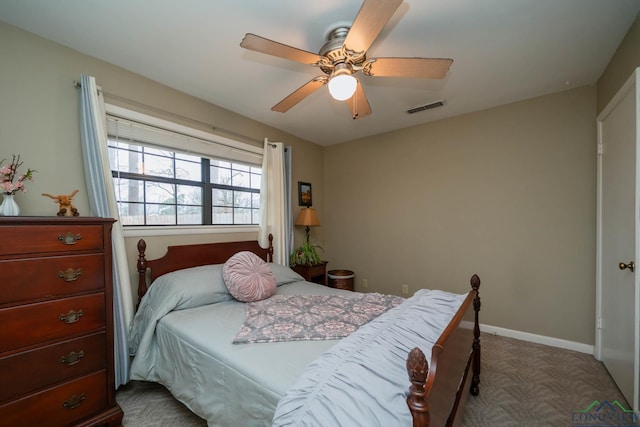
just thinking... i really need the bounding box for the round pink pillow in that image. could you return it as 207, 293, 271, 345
223, 251, 276, 302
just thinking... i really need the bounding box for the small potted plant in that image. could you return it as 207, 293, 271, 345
290, 241, 323, 267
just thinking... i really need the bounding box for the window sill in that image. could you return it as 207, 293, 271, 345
122, 225, 259, 237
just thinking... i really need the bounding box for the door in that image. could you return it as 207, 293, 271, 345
596, 68, 640, 410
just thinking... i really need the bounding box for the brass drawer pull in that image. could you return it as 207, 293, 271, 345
60, 350, 85, 366
59, 309, 83, 324
58, 232, 82, 245
58, 268, 83, 282
62, 393, 86, 410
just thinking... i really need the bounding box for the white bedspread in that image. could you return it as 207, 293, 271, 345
272, 289, 467, 427
128, 262, 467, 427
129, 271, 351, 427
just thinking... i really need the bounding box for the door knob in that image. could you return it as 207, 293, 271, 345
619, 261, 635, 272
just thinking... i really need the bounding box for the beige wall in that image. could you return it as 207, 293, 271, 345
322, 11, 640, 347
597, 12, 640, 113
324, 86, 597, 345
0, 22, 323, 300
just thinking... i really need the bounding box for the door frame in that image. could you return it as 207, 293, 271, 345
595, 67, 640, 410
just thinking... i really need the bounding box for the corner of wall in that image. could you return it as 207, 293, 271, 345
597, 11, 640, 113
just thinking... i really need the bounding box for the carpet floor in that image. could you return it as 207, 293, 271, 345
116, 333, 628, 426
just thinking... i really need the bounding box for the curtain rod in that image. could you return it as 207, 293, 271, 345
266, 142, 288, 152
73, 80, 262, 145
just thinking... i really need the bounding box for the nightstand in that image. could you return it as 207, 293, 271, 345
293, 261, 328, 286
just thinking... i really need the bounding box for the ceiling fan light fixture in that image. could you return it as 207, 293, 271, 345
328, 74, 357, 101
240, 0, 451, 118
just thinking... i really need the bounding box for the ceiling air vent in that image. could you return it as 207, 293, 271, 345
407, 100, 446, 114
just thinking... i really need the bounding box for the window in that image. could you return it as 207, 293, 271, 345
106, 111, 262, 227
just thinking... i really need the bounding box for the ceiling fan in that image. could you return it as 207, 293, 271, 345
240, 0, 453, 119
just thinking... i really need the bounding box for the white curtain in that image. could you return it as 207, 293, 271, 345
259, 139, 288, 264
283, 146, 293, 262
79, 74, 134, 388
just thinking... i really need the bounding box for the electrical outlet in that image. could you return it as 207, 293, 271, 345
362, 279, 368, 288
401, 284, 409, 294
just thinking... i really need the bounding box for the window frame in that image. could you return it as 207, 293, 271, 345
105, 104, 263, 237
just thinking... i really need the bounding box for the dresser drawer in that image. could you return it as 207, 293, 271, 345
0, 225, 104, 256
0, 371, 107, 427
0, 332, 106, 403
0, 294, 106, 353
0, 254, 105, 306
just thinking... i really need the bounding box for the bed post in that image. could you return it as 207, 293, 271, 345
136, 239, 148, 309
470, 274, 481, 396
267, 233, 274, 262
406, 347, 430, 427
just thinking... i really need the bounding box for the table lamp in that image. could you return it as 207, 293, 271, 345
295, 207, 320, 244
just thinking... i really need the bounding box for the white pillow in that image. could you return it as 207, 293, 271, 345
268, 262, 304, 286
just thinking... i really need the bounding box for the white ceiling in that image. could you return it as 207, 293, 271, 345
1, 0, 639, 146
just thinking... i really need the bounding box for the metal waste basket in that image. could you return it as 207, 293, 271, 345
328, 270, 354, 291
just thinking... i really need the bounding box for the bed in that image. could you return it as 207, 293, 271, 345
129, 235, 481, 427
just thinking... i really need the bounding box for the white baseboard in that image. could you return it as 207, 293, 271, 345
461, 321, 594, 355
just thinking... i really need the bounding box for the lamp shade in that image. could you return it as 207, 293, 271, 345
295, 207, 320, 227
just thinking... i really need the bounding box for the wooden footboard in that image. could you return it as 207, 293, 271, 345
406, 274, 481, 427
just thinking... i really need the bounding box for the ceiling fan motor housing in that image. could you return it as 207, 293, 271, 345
319, 24, 366, 75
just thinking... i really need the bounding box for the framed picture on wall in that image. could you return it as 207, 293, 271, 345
298, 182, 312, 207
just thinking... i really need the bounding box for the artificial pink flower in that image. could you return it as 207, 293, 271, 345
0, 154, 37, 195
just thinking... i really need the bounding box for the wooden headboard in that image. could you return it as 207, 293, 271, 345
135, 234, 273, 308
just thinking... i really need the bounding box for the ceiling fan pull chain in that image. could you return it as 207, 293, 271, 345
352, 89, 358, 119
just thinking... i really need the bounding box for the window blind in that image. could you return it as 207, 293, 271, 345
106, 115, 263, 166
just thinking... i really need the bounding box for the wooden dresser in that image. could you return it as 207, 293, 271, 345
0, 217, 123, 426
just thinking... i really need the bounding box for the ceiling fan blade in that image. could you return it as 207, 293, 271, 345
363, 57, 453, 79
271, 76, 328, 113
347, 79, 372, 119
240, 33, 323, 65
344, 0, 403, 54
